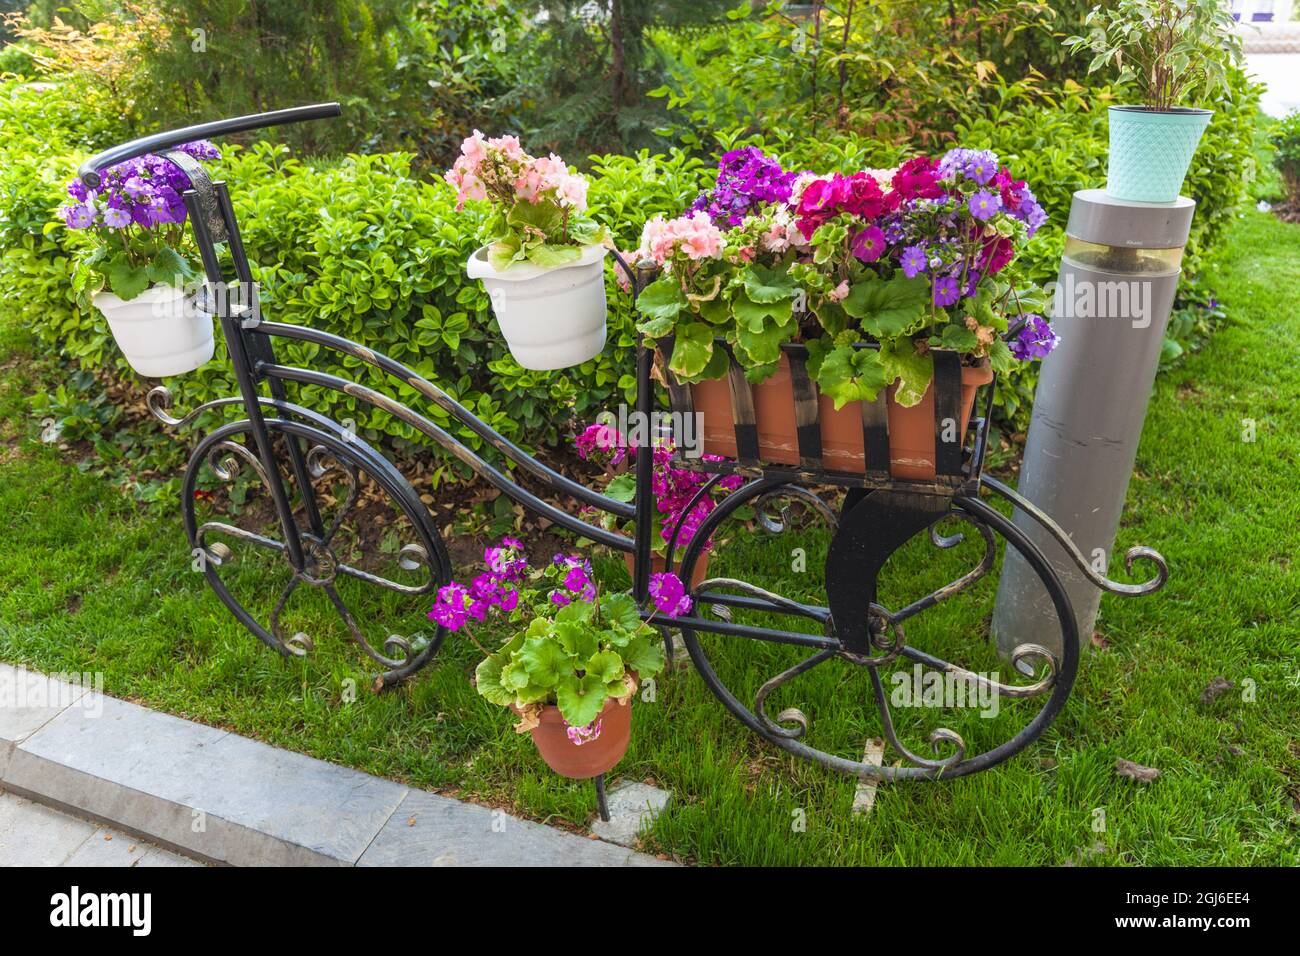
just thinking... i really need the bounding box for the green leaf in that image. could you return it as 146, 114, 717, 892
474, 655, 516, 706
506, 199, 564, 238
742, 263, 798, 304
585, 650, 624, 684
621, 636, 666, 678
519, 636, 572, 686
487, 236, 521, 271
635, 275, 688, 328
668, 321, 716, 379
527, 243, 581, 269
807, 339, 891, 409
599, 592, 641, 631
105, 255, 151, 301
604, 472, 637, 503
554, 620, 598, 661
841, 273, 929, 339
734, 316, 796, 368
732, 288, 792, 332
989, 338, 1015, 376
880, 341, 934, 408
555, 673, 608, 727
145, 246, 191, 287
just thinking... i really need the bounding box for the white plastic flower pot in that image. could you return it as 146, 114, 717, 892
466, 243, 608, 371
92, 284, 214, 378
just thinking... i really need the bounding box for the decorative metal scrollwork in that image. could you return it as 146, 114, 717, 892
981, 476, 1169, 596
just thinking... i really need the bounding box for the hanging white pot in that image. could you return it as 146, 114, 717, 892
466, 243, 608, 371
92, 283, 214, 378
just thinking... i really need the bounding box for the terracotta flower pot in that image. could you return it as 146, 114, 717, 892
692, 352, 991, 481
520, 694, 633, 779
623, 550, 710, 589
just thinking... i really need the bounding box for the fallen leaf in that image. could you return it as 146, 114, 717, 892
1115, 758, 1160, 784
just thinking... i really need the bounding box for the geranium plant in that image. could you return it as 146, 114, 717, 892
631, 145, 1056, 409
431, 537, 687, 731
62, 140, 218, 300
444, 130, 607, 271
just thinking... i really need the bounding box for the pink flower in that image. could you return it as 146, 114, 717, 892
460, 130, 488, 167
851, 225, 887, 263
827, 280, 850, 302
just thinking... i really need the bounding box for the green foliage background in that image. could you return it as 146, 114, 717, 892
0, 0, 1261, 481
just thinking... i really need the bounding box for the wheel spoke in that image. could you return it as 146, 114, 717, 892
323, 583, 410, 669
753, 649, 837, 739
891, 511, 997, 625
866, 665, 967, 771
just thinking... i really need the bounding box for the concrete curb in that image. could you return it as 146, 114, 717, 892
0, 663, 670, 867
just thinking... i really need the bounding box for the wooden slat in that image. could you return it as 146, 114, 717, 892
861, 391, 891, 478
724, 344, 760, 465
932, 349, 964, 477
785, 348, 823, 469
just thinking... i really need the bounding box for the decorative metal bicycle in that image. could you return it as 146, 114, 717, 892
79, 104, 1169, 784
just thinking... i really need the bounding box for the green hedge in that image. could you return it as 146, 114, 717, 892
0, 80, 713, 469
0, 68, 1260, 469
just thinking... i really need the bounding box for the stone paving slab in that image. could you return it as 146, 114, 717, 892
0, 789, 199, 867
356, 788, 671, 867
590, 781, 672, 848
0, 663, 670, 867
0, 666, 89, 778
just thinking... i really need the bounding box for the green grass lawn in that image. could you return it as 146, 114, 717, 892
2, 210, 1297, 866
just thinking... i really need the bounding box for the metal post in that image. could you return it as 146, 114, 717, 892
993, 190, 1195, 661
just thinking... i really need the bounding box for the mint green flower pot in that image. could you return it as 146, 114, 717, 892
1106, 106, 1212, 203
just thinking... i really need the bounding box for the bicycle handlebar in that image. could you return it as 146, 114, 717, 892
77, 102, 342, 188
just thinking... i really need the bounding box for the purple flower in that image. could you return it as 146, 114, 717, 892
551, 554, 596, 603
968, 190, 1001, 221
692, 147, 799, 228
932, 274, 960, 307
101, 205, 131, 229
648, 573, 692, 618
938, 147, 999, 185
899, 244, 928, 278
484, 536, 529, 582
60, 204, 95, 229
851, 225, 887, 263
1009, 313, 1060, 360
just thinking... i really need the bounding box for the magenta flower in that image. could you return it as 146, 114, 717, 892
648, 572, 692, 618
851, 225, 887, 263
429, 582, 484, 631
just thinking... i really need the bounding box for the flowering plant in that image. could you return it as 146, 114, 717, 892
632, 145, 1057, 408
444, 131, 607, 272
432, 537, 686, 730
62, 141, 219, 301
574, 423, 742, 558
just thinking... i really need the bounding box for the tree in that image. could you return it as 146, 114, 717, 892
515, 0, 735, 156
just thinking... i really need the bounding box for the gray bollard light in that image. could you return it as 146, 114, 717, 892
992, 189, 1195, 661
